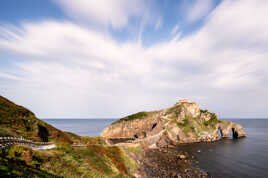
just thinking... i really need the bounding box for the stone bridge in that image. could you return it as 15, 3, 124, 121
0, 137, 56, 150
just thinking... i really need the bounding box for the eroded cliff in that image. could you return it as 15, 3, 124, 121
101, 99, 246, 148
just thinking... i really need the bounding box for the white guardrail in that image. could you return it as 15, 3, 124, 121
0, 137, 56, 150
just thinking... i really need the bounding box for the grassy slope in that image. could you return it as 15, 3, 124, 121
176, 115, 222, 138
112, 111, 156, 124
0, 95, 76, 143
0, 96, 137, 177
167, 106, 223, 138
0, 141, 137, 178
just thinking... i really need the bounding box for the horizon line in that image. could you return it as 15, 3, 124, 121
41, 118, 268, 120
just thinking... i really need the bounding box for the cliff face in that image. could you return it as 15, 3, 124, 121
101, 99, 246, 148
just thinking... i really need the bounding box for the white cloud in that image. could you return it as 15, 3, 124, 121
171, 24, 180, 35
0, 0, 268, 118
0, 72, 21, 81
55, 0, 146, 29
186, 0, 214, 23
155, 17, 162, 30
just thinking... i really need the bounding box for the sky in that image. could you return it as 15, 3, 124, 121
0, 0, 267, 119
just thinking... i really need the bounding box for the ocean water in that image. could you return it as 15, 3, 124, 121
43, 118, 268, 177
43, 119, 116, 136
180, 119, 268, 178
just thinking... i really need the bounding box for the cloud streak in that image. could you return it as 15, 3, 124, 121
186, 0, 214, 23
0, 0, 267, 118
55, 0, 146, 29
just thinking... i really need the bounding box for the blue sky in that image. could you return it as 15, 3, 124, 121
0, 0, 267, 118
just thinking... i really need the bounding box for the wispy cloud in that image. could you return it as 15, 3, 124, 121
0, 72, 21, 81
171, 24, 180, 35
155, 17, 163, 30
55, 0, 146, 29
186, 0, 214, 23
0, 0, 268, 118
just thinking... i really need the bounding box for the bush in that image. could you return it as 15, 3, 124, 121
177, 119, 189, 127
200, 109, 208, 113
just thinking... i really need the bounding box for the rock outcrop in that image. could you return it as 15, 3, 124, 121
101, 99, 246, 148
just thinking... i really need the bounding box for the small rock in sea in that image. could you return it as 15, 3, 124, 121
171, 172, 177, 177
177, 174, 182, 178
184, 168, 190, 173
178, 154, 186, 159
203, 172, 208, 176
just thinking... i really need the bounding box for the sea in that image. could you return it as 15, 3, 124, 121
43, 118, 268, 178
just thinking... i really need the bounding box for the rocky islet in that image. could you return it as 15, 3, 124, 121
101, 99, 246, 147
101, 99, 246, 177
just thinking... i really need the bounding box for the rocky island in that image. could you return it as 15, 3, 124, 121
101, 99, 246, 177
102, 99, 246, 147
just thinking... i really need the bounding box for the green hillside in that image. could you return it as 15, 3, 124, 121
0, 95, 77, 143
0, 96, 137, 177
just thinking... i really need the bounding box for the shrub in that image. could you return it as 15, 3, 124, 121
177, 119, 189, 127
200, 109, 208, 113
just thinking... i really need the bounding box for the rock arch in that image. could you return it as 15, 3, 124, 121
232, 128, 239, 139
217, 127, 223, 139
217, 123, 246, 139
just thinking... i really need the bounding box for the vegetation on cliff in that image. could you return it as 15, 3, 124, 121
0, 95, 138, 177
0, 95, 75, 143
113, 111, 157, 124
175, 115, 221, 137
0, 140, 137, 177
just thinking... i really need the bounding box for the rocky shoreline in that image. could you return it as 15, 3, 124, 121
131, 146, 210, 178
